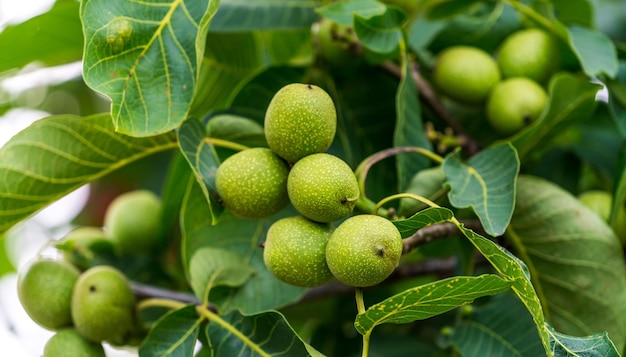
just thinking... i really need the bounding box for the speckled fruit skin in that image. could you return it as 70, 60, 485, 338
104, 190, 162, 254
287, 153, 359, 223
264, 83, 337, 163
71, 266, 135, 344
263, 216, 335, 287
18, 259, 80, 330
325, 215, 402, 287
44, 328, 105, 357
59, 226, 115, 270
433, 46, 501, 105
486, 77, 547, 135
216, 147, 290, 219
497, 28, 560, 84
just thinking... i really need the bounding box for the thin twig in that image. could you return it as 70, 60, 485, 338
379, 61, 481, 155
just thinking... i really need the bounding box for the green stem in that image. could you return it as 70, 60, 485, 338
354, 146, 444, 216
373, 193, 441, 215
503, 0, 567, 40
355, 288, 370, 357
136, 298, 186, 312
196, 305, 271, 357
205, 137, 249, 152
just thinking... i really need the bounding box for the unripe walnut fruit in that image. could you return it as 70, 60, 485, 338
263, 216, 335, 287
287, 153, 359, 223
433, 46, 501, 105
264, 83, 337, 163
486, 77, 547, 135
325, 214, 402, 287
43, 328, 105, 357
71, 266, 136, 344
18, 259, 80, 330
216, 147, 290, 219
497, 28, 560, 84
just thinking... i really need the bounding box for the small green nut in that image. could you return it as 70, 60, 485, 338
57, 227, 115, 270
44, 328, 105, 357
71, 266, 136, 344
325, 214, 402, 287
18, 259, 80, 330
497, 28, 560, 84
104, 190, 162, 254
264, 83, 337, 163
579, 190, 626, 240
263, 216, 335, 287
433, 46, 501, 105
216, 147, 290, 219
486, 77, 547, 135
287, 153, 359, 223
317, 18, 359, 67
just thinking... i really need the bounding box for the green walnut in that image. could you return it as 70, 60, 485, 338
104, 190, 162, 254
325, 214, 402, 287
216, 147, 290, 219
263, 216, 335, 287
432, 46, 501, 105
497, 28, 560, 84
579, 190, 626, 240
71, 266, 136, 344
317, 18, 358, 67
57, 227, 116, 270
486, 77, 547, 135
18, 259, 80, 330
264, 83, 337, 163
43, 328, 105, 357
287, 153, 359, 223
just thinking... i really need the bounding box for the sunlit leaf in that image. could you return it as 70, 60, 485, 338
354, 275, 511, 335
0, 114, 177, 234
353, 6, 405, 54
81, 0, 219, 136
206, 309, 324, 357
394, 52, 432, 192
0, 0, 83, 72
443, 142, 519, 236
509, 175, 626, 351
177, 118, 223, 224
140, 305, 202, 357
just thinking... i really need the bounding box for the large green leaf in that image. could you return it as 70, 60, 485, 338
392, 207, 454, 238
0, 114, 177, 234
394, 53, 432, 192
567, 25, 619, 79
139, 305, 202, 357
548, 326, 620, 357
509, 175, 626, 351
353, 6, 406, 54
510, 73, 601, 160
439, 292, 545, 357
177, 118, 224, 224
354, 275, 511, 335
190, 30, 313, 118
180, 181, 304, 313
606, 62, 626, 138
210, 0, 320, 32
443, 142, 519, 236
206, 309, 323, 357
81, 0, 219, 137
0, 0, 83, 73
392, 209, 552, 354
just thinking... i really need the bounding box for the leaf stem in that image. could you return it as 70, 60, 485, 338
354, 146, 444, 216
195, 305, 271, 357
136, 298, 187, 311
204, 137, 249, 152
503, 0, 567, 40
355, 288, 370, 357
373, 192, 441, 215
